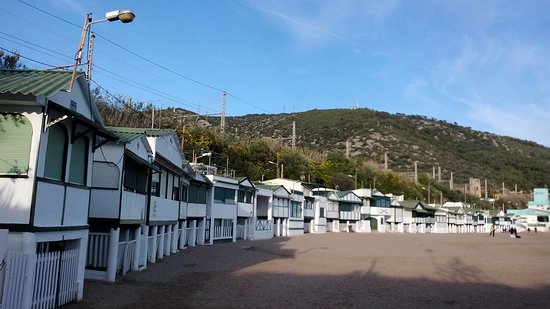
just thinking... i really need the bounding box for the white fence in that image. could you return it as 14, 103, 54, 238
117, 240, 136, 276
87, 232, 109, 269
255, 220, 272, 231
1, 249, 79, 309
213, 224, 232, 240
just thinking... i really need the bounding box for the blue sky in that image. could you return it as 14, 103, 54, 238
2, 0, 549, 146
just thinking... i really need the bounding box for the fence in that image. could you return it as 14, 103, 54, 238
87, 232, 109, 269
1, 249, 79, 309
255, 220, 272, 231
117, 239, 136, 276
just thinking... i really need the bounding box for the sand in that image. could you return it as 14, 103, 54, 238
66, 232, 550, 308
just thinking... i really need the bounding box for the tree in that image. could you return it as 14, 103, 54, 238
0, 50, 24, 69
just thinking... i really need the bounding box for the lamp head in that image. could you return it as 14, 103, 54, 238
105, 9, 135, 23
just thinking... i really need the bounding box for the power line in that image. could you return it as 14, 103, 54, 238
17, 0, 273, 115
18, 0, 81, 28
0, 46, 57, 68
0, 31, 72, 61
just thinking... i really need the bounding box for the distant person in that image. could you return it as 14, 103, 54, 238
528, 228, 531, 233
490, 224, 496, 237
535, 227, 538, 233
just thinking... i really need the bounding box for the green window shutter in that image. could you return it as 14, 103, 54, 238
44, 125, 67, 180
0, 113, 32, 175
69, 136, 88, 185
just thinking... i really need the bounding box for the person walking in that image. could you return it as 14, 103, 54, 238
490, 224, 496, 237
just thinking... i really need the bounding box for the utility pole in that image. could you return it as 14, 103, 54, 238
220, 92, 226, 134
485, 179, 488, 200
292, 121, 296, 149
414, 161, 418, 183
384, 153, 388, 171
345, 139, 350, 158
450, 172, 454, 190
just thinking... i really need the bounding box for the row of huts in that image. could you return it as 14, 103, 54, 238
0, 70, 548, 308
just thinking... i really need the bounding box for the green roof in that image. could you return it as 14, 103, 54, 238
0, 69, 81, 97
105, 127, 177, 142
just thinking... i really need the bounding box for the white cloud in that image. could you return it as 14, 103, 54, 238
244, 0, 400, 45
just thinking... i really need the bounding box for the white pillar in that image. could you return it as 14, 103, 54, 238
190, 220, 197, 247
141, 225, 148, 269
165, 225, 172, 256
149, 226, 157, 263
21, 233, 36, 309
158, 225, 165, 259
106, 227, 120, 282
172, 223, 178, 253
232, 219, 237, 243
244, 219, 248, 240
132, 226, 141, 271
179, 221, 186, 249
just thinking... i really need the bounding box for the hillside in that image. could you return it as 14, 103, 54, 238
95, 93, 550, 199
223, 108, 550, 192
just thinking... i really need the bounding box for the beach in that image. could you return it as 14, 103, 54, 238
67, 232, 550, 308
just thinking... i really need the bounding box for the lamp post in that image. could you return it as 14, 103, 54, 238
69, 9, 136, 92
268, 160, 282, 179
348, 170, 357, 190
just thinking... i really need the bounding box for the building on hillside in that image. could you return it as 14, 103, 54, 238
0, 69, 116, 307
507, 188, 550, 232
528, 188, 549, 210
469, 178, 482, 197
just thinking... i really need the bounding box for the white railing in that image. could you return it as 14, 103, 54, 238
196, 227, 204, 244
2, 251, 28, 309
236, 225, 245, 239
55, 249, 79, 307
185, 228, 193, 246
2, 249, 79, 309
117, 240, 136, 276
213, 225, 232, 240
87, 232, 109, 269
255, 220, 272, 231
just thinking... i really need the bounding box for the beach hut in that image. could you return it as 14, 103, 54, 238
0, 69, 115, 307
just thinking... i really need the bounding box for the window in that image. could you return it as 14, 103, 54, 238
180, 184, 188, 202
92, 161, 120, 188
172, 177, 181, 201
238, 190, 253, 203
214, 187, 235, 204
123, 156, 148, 193
319, 207, 325, 218
151, 170, 161, 197
188, 184, 207, 204
340, 203, 353, 212
291, 201, 302, 218
68, 136, 88, 185
0, 113, 32, 176
44, 124, 67, 180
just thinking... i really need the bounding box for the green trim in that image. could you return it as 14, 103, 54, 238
148, 220, 178, 226
0, 224, 89, 232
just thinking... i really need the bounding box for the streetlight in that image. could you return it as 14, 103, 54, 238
268, 160, 283, 179
69, 9, 136, 92
347, 171, 357, 190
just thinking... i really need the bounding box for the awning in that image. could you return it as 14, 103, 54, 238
125, 150, 160, 172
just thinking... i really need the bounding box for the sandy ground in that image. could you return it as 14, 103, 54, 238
66, 232, 550, 308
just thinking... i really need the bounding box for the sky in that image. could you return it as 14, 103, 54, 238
1, 0, 550, 146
